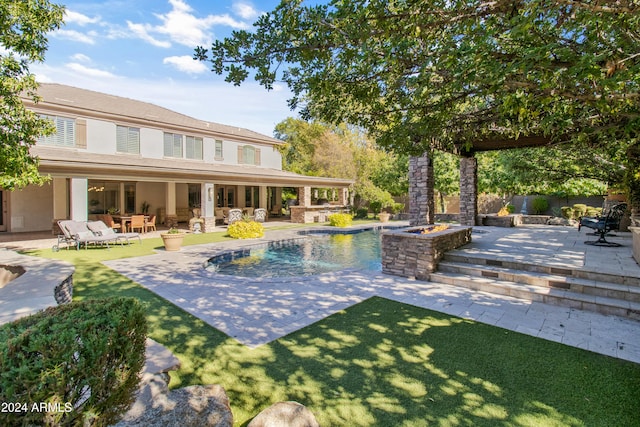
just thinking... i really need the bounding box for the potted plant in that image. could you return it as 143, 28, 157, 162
161, 228, 185, 251
378, 211, 391, 223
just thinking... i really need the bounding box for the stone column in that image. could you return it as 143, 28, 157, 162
408, 152, 435, 226
459, 154, 478, 226
337, 188, 349, 206
298, 186, 312, 207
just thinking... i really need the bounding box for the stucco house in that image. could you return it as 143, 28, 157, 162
2, 83, 352, 233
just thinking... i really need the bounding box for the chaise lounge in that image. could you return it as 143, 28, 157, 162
579, 203, 627, 247
56, 220, 123, 250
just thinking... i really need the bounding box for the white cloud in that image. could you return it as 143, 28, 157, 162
163, 55, 208, 74
127, 0, 250, 49
64, 10, 101, 26
66, 63, 117, 79
232, 2, 260, 20
126, 21, 172, 48
70, 53, 91, 63
52, 29, 96, 44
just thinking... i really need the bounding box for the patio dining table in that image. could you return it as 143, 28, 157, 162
112, 215, 150, 233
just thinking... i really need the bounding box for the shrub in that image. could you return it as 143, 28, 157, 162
572, 204, 587, 219
560, 206, 574, 219
506, 204, 515, 214
532, 197, 549, 214
0, 298, 147, 426
228, 220, 264, 239
585, 207, 602, 217
329, 213, 353, 227
369, 201, 383, 215
354, 207, 369, 219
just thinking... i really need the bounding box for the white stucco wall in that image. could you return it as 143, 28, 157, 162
9, 183, 54, 232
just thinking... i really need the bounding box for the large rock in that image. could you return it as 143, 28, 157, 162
248, 401, 319, 427
114, 373, 232, 427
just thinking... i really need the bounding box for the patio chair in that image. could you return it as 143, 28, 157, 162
57, 220, 121, 250
270, 204, 282, 217
129, 215, 146, 233
225, 208, 243, 225
144, 214, 157, 232
579, 203, 627, 247
254, 208, 267, 223
101, 214, 122, 232
87, 220, 141, 245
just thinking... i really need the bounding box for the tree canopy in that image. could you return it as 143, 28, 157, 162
0, 0, 64, 190
196, 0, 639, 156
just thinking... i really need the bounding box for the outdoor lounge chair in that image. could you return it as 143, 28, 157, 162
56, 220, 122, 250
87, 220, 141, 245
579, 203, 627, 247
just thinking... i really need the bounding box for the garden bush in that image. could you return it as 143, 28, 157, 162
353, 207, 369, 219
572, 204, 587, 219
0, 298, 147, 426
329, 213, 353, 227
506, 204, 515, 214
560, 206, 574, 219
369, 201, 383, 215
532, 197, 549, 214
228, 220, 265, 239
585, 207, 602, 217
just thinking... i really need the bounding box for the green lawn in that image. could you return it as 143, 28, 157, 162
28, 227, 640, 426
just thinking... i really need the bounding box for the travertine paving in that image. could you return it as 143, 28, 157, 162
103, 225, 640, 363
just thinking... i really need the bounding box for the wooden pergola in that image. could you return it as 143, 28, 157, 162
409, 135, 553, 227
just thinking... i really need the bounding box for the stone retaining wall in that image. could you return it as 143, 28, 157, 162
381, 226, 472, 280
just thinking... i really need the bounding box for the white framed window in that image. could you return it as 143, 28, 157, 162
215, 140, 223, 160
185, 136, 203, 160
163, 133, 183, 158
116, 126, 140, 154
38, 115, 76, 147
238, 145, 261, 166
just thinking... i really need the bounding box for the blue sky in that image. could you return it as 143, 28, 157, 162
32, 0, 293, 136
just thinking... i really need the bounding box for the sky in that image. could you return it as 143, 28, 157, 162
32, 0, 294, 137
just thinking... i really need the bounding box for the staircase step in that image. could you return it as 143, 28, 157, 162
429, 271, 640, 320
437, 261, 640, 303
443, 253, 640, 287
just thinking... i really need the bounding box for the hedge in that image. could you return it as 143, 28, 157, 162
329, 213, 353, 227
228, 220, 265, 239
0, 298, 147, 426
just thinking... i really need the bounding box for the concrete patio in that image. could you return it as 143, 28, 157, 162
1, 223, 639, 364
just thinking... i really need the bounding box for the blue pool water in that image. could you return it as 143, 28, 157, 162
206, 229, 382, 278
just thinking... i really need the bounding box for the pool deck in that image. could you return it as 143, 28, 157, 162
2, 222, 640, 364
101, 223, 640, 363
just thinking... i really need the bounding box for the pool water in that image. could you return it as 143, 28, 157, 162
207, 230, 382, 278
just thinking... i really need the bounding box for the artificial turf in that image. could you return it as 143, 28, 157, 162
28, 231, 640, 426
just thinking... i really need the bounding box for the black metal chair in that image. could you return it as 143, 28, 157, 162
579, 203, 627, 247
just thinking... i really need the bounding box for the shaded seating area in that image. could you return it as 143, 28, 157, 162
579, 203, 627, 247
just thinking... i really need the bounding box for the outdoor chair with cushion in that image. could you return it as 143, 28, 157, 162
56, 220, 121, 250
129, 215, 146, 233
225, 208, 243, 225
100, 214, 122, 232
144, 214, 157, 232
579, 203, 627, 247
254, 208, 267, 223
87, 220, 141, 245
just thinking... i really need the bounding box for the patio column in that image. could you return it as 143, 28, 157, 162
70, 177, 88, 222
298, 186, 312, 207
337, 188, 348, 206
165, 182, 177, 228
409, 151, 435, 226
201, 183, 215, 232
52, 178, 68, 219
459, 154, 478, 226
259, 186, 267, 209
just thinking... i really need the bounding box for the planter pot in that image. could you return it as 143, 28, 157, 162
378, 213, 391, 223
161, 233, 185, 251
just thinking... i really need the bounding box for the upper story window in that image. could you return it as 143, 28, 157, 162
37, 115, 76, 147
185, 136, 203, 160
214, 140, 223, 160
163, 133, 183, 158
238, 145, 261, 166
116, 126, 140, 154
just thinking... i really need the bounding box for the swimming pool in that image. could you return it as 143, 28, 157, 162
206, 229, 384, 278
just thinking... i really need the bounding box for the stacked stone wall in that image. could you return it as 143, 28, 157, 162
409, 153, 435, 226
381, 227, 472, 280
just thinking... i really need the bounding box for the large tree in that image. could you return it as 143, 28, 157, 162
196, 0, 638, 152
1, 0, 64, 190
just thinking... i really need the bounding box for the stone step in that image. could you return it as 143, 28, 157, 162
429, 271, 640, 320
443, 252, 640, 287
437, 261, 640, 304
